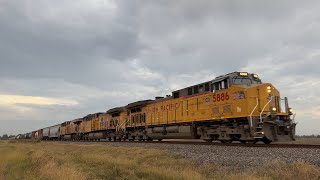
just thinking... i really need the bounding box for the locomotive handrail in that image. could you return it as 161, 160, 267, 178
260, 96, 273, 123
292, 113, 296, 123
249, 97, 259, 128
117, 118, 130, 133
116, 124, 119, 132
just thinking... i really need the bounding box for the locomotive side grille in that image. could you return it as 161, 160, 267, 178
223, 105, 231, 113
212, 107, 219, 114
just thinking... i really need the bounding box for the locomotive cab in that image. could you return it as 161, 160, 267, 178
227, 72, 296, 143
250, 82, 296, 143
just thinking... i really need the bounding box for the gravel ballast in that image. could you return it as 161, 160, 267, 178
104, 142, 320, 168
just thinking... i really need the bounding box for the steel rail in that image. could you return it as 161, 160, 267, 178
53, 140, 320, 149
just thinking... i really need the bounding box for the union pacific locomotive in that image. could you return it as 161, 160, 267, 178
28, 72, 296, 144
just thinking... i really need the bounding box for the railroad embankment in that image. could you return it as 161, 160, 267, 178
0, 140, 319, 180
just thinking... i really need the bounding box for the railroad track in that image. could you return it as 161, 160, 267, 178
56, 140, 320, 149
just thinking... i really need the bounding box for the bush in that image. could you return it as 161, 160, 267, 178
1, 134, 8, 140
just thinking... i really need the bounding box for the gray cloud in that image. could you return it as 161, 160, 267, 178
0, 0, 320, 135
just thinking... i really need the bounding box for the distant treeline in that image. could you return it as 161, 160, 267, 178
0, 134, 16, 140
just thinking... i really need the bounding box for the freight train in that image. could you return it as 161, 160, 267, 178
25, 72, 296, 144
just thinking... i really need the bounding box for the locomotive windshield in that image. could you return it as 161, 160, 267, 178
232, 76, 261, 85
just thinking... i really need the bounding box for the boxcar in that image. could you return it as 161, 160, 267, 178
48, 125, 61, 140
43, 127, 50, 140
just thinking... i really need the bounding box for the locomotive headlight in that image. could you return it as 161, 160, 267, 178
239, 72, 248, 76
272, 107, 277, 112
288, 108, 293, 114
267, 86, 272, 93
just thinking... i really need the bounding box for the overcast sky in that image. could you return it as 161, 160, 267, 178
0, 0, 319, 135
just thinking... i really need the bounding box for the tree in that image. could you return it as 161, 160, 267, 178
2, 134, 8, 140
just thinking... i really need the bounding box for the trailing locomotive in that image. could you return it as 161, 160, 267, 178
29, 72, 296, 144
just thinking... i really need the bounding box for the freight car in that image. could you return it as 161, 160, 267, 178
32, 129, 43, 139
25, 132, 32, 139
43, 125, 61, 140
33, 72, 296, 144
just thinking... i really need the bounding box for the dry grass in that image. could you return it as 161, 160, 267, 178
275, 138, 320, 145
0, 140, 319, 180
291, 138, 320, 145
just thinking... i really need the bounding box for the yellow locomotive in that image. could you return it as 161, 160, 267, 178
57, 72, 295, 144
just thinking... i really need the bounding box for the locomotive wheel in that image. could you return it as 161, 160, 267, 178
239, 140, 247, 144
204, 139, 213, 142
247, 140, 258, 144
262, 138, 272, 144
220, 140, 232, 144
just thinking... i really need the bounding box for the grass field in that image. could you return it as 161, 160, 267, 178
287, 138, 320, 145
0, 140, 319, 180
272, 137, 320, 145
